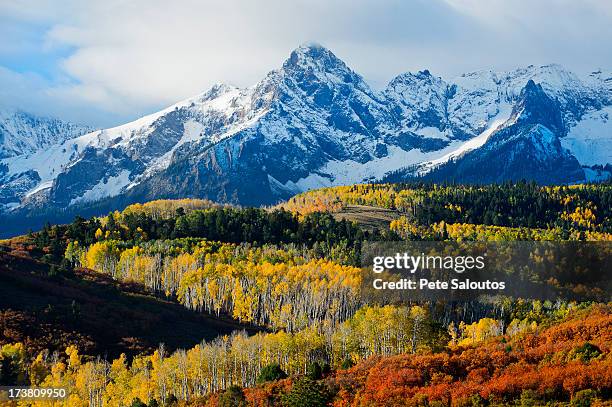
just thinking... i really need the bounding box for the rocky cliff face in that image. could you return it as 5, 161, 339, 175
418, 81, 585, 184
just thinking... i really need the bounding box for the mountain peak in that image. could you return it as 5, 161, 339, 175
296, 41, 326, 52
510, 79, 564, 134
272, 42, 369, 100
283, 42, 348, 73
200, 82, 236, 101
523, 79, 541, 94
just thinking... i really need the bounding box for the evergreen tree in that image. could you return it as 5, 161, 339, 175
281, 378, 330, 407
257, 363, 288, 384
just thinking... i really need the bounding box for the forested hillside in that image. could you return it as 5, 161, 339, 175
217, 305, 611, 407
279, 182, 612, 240
0, 240, 258, 359
0, 183, 610, 406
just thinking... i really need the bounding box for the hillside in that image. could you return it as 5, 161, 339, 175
0, 184, 610, 406
279, 182, 612, 239
0, 242, 257, 359
217, 305, 612, 407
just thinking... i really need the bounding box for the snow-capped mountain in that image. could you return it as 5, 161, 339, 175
1, 44, 611, 228
0, 110, 91, 159
414, 80, 586, 184
400, 66, 612, 181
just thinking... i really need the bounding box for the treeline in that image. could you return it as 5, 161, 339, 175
390, 217, 612, 241
280, 182, 612, 233
28, 203, 378, 276
61, 207, 373, 248
121, 199, 219, 220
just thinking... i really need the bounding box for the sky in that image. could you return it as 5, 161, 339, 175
1, 0, 611, 128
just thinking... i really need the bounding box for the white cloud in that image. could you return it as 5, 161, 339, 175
1, 0, 611, 127
0, 66, 140, 127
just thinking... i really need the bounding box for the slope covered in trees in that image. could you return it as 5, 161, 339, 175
0, 182, 610, 406
279, 182, 612, 237
0, 241, 257, 360
1, 304, 609, 406
320, 304, 611, 407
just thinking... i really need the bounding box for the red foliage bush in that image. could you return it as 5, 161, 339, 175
330, 306, 612, 407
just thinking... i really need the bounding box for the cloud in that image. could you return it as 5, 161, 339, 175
1, 0, 611, 127
0, 66, 137, 127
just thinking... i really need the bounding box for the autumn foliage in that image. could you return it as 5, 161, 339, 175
1, 182, 610, 406
327, 305, 612, 406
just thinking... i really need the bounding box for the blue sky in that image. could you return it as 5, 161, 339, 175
1, 0, 611, 127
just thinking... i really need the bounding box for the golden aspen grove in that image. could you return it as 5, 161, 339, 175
0, 182, 611, 406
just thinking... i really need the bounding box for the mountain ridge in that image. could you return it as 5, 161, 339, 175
1, 43, 611, 233
0, 109, 92, 159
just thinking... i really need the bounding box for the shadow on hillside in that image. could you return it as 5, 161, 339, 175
0, 248, 261, 359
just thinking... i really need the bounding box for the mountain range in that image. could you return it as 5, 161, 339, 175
0, 109, 91, 159
1, 43, 611, 235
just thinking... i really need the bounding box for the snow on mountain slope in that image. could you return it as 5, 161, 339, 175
405, 66, 611, 177
0, 110, 91, 159
419, 80, 587, 184
0, 44, 610, 219
418, 106, 513, 174
447, 64, 603, 138
561, 106, 612, 166
0, 83, 268, 207
383, 64, 607, 143
276, 143, 460, 193
384, 70, 451, 138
